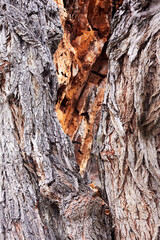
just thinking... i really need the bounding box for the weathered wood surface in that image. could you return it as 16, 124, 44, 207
93, 0, 160, 239
0, 1, 111, 239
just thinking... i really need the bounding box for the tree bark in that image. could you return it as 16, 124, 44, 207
0, 1, 111, 239
93, 0, 160, 239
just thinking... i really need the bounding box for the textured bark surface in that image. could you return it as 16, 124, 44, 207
54, 0, 123, 175
0, 1, 111, 239
93, 0, 160, 239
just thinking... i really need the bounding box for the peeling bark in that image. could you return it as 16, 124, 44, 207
0, 1, 111, 239
93, 0, 160, 239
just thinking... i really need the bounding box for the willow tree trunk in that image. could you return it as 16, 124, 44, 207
93, 0, 160, 239
0, 1, 112, 239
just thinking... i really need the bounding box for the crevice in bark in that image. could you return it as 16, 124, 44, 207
55, 0, 123, 177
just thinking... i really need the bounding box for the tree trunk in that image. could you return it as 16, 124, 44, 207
1, 0, 160, 239
0, 1, 111, 239
93, 0, 160, 239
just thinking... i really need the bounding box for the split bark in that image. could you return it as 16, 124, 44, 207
93, 0, 160, 239
0, 1, 111, 239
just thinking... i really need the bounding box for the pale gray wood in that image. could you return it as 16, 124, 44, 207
0, 1, 111, 239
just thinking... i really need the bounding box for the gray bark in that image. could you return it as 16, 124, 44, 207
93, 0, 160, 239
0, 1, 111, 239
